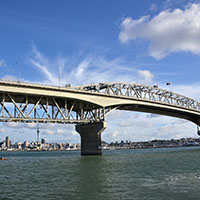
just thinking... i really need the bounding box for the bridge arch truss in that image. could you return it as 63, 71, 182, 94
74, 82, 200, 125
76, 82, 200, 111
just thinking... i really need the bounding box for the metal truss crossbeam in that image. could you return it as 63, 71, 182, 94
0, 93, 105, 124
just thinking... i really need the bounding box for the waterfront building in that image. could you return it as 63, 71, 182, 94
5, 136, 11, 148
13, 142, 23, 150
41, 138, 45, 144
0, 141, 6, 150
23, 141, 29, 148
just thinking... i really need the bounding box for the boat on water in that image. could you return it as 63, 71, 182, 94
0, 157, 7, 160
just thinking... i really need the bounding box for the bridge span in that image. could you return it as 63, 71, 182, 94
0, 80, 199, 155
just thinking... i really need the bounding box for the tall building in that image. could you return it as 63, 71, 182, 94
5, 136, 11, 148
23, 140, 29, 148
41, 138, 45, 144
37, 126, 40, 143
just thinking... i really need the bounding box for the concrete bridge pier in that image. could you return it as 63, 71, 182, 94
76, 121, 107, 156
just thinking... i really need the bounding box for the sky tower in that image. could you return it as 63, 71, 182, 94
37, 124, 40, 143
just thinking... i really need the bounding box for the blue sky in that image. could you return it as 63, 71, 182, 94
0, 0, 200, 144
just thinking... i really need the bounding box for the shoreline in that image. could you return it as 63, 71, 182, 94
1, 145, 200, 153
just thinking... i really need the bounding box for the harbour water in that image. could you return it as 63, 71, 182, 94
0, 147, 200, 200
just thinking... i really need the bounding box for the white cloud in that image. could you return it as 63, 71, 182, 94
0, 128, 5, 133
26, 123, 37, 129
150, 3, 157, 11
29, 45, 155, 86
111, 130, 118, 139
103, 111, 197, 142
41, 124, 75, 136
119, 120, 132, 127
119, 3, 200, 59
42, 130, 55, 135
0, 59, 6, 67
75, 60, 90, 78
6, 122, 22, 128
138, 70, 154, 83
106, 110, 124, 120
57, 129, 65, 135
158, 119, 195, 139
30, 50, 58, 85
25, 123, 57, 130
172, 83, 200, 101
163, 0, 196, 9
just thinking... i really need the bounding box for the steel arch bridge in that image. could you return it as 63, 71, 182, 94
0, 81, 199, 125
0, 80, 199, 155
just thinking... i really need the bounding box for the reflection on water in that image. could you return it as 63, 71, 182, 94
0, 147, 200, 200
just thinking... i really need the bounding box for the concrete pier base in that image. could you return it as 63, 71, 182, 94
76, 121, 107, 156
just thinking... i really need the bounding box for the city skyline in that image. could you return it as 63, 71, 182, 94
0, 0, 200, 143
1, 134, 200, 152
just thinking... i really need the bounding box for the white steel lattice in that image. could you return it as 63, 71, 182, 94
75, 82, 200, 112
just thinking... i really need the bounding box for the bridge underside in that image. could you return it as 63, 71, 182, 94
117, 104, 200, 126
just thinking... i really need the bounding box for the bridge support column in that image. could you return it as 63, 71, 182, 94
76, 122, 107, 156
